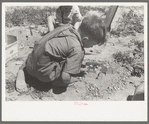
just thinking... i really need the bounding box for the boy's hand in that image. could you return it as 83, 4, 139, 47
70, 76, 81, 83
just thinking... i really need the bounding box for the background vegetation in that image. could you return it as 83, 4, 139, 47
5, 6, 108, 27
5, 6, 144, 35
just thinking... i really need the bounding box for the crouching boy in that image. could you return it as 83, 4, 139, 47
16, 11, 107, 93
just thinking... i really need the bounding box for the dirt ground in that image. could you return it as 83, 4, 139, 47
5, 27, 144, 101
5, 7, 144, 101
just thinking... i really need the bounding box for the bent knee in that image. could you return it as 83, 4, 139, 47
61, 72, 71, 84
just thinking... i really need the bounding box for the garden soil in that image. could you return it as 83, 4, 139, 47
5, 7, 144, 101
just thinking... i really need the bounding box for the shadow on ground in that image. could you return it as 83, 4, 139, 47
23, 67, 77, 94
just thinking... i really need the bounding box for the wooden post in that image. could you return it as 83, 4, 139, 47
104, 6, 118, 32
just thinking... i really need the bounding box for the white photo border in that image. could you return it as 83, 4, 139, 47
2, 2, 148, 121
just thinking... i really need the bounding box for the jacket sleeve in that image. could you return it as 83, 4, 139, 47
62, 47, 84, 74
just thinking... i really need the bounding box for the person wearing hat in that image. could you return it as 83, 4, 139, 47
47, 5, 82, 32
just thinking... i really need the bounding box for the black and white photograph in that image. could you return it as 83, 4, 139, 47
2, 2, 148, 121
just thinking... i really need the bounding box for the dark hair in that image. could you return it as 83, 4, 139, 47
79, 11, 107, 45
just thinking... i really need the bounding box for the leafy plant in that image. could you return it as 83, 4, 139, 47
113, 51, 134, 64
5, 6, 57, 27
110, 7, 144, 36
79, 6, 107, 16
